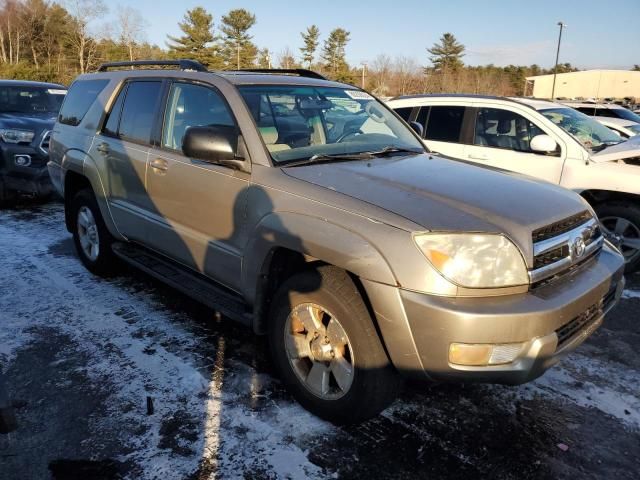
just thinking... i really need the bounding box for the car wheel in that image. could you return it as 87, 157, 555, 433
71, 188, 117, 275
269, 265, 400, 424
596, 201, 640, 273
0, 178, 16, 207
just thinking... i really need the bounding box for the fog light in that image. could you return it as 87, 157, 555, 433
449, 343, 524, 366
14, 154, 31, 167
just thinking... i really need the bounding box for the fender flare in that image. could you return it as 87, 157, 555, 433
242, 211, 397, 304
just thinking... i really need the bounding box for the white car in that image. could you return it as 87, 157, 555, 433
563, 101, 640, 124
594, 116, 640, 138
388, 94, 640, 271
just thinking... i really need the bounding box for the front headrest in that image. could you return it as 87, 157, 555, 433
497, 119, 512, 134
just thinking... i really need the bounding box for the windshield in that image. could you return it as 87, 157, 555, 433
238, 85, 424, 163
0, 85, 66, 114
613, 108, 640, 123
540, 107, 622, 150
628, 124, 640, 136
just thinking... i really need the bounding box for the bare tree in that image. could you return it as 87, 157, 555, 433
65, 0, 107, 73
277, 46, 296, 69
116, 5, 146, 61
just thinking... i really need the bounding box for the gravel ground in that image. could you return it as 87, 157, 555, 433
0, 201, 639, 480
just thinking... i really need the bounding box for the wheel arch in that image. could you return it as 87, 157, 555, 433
244, 212, 397, 335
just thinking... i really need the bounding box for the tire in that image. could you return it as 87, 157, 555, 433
268, 265, 400, 424
0, 178, 16, 208
596, 201, 640, 273
70, 188, 117, 275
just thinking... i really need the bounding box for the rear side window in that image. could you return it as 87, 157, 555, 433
118, 81, 163, 144
424, 106, 465, 142
576, 107, 597, 116
58, 79, 109, 126
103, 85, 127, 137
394, 107, 413, 121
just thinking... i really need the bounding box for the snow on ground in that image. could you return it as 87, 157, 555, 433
1, 202, 639, 479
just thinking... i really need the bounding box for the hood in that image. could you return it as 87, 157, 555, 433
282, 154, 589, 261
591, 135, 640, 163
0, 112, 57, 133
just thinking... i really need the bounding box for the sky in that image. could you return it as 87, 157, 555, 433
112, 0, 640, 69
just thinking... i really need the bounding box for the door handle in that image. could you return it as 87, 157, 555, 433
468, 153, 489, 160
150, 158, 168, 172
96, 142, 109, 155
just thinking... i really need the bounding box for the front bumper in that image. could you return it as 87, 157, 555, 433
1, 144, 53, 196
366, 244, 625, 385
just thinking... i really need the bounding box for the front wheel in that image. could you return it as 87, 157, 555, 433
268, 266, 400, 424
71, 189, 117, 275
596, 201, 640, 273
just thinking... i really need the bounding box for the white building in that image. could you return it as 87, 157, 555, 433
525, 69, 640, 100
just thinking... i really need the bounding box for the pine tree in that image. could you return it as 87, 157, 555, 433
321, 28, 350, 80
220, 8, 257, 69
300, 25, 320, 68
166, 7, 220, 68
427, 33, 465, 72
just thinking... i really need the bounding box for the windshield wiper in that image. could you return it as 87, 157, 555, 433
281, 152, 377, 168
280, 146, 424, 168
591, 141, 622, 152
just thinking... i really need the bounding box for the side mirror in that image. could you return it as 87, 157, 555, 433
182, 125, 243, 165
530, 134, 558, 155
409, 121, 424, 137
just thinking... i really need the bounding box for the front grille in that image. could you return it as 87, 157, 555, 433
530, 214, 603, 286
555, 302, 602, 349
533, 245, 570, 269
532, 210, 592, 243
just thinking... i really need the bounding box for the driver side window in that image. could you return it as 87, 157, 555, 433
474, 108, 544, 153
162, 82, 235, 151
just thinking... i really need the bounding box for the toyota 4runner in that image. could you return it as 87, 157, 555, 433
48, 60, 625, 423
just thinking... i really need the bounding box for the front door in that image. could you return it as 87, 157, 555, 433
145, 81, 250, 291
464, 105, 565, 184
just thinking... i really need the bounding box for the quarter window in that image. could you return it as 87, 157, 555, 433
474, 108, 544, 153
118, 81, 162, 144
58, 79, 108, 126
424, 106, 465, 142
162, 82, 235, 150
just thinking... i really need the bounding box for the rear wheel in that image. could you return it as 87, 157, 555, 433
71, 189, 117, 275
269, 266, 400, 424
596, 201, 640, 273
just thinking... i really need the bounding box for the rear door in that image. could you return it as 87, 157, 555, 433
145, 80, 250, 290
91, 79, 164, 242
419, 105, 469, 160
464, 104, 565, 183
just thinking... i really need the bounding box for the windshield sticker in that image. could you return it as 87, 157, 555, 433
47, 89, 67, 95
345, 90, 373, 100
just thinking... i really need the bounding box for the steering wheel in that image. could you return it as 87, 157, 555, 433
336, 128, 363, 143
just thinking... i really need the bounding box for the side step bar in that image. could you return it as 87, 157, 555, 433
112, 242, 253, 326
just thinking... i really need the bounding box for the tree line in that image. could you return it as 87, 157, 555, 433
0, 1, 609, 97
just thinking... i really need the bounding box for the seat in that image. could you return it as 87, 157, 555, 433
494, 119, 518, 149
259, 126, 291, 152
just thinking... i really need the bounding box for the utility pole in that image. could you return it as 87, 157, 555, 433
236, 43, 241, 70
551, 22, 566, 100
361, 62, 367, 89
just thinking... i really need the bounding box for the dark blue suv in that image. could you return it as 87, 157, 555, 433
0, 79, 66, 203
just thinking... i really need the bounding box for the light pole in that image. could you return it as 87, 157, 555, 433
361, 62, 367, 89
551, 22, 566, 100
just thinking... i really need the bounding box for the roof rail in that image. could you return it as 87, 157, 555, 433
223, 68, 327, 80
97, 59, 207, 72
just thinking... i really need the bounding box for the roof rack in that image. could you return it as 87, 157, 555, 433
97, 60, 207, 72
223, 68, 327, 80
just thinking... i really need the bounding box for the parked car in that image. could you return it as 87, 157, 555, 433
594, 116, 640, 138
388, 94, 640, 272
563, 101, 640, 124
0, 79, 66, 204
49, 61, 624, 423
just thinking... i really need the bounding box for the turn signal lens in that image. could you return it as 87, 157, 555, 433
449, 343, 524, 366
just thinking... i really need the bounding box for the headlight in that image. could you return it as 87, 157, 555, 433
414, 233, 528, 288
0, 128, 35, 143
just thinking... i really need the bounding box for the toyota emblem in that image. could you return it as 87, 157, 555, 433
573, 236, 586, 258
